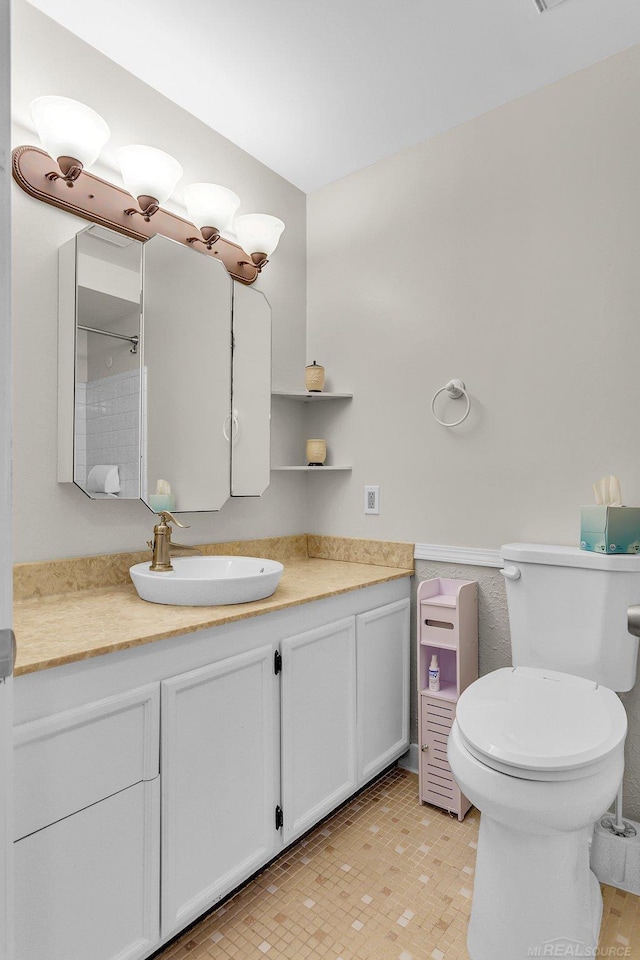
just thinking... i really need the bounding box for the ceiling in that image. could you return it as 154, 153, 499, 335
26, 0, 640, 193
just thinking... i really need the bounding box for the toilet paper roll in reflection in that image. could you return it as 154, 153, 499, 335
306, 439, 327, 466
87, 464, 120, 494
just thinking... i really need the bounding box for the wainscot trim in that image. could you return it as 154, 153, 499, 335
413, 543, 502, 568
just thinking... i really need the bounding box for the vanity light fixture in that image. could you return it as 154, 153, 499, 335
30, 95, 110, 186
117, 144, 183, 222
184, 182, 241, 249
233, 214, 285, 270
13, 97, 285, 284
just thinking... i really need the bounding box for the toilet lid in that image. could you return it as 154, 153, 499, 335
456, 667, 627, 774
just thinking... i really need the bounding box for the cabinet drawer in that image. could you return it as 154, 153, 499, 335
15, 779, 160, 960
14, 683, 159, 840
420, 601, 458, 644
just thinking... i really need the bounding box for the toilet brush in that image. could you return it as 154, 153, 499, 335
591, 783, 640, 894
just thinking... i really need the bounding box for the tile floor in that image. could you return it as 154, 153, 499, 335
155, 768, 640, 960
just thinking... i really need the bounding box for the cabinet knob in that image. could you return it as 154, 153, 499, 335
421, 744, 429, 752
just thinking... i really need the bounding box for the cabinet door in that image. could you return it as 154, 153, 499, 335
356, 598, 410, 784
161, 645, 276, 937
230, 282, 271, 496
142, 234, 232, 512
281, 617, 357, 844
419, 695, 460, 812
14, 779, 160, 960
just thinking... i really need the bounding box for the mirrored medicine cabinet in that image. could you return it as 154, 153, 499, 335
58, 224, 272, 513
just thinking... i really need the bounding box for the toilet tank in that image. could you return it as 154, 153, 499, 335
501, 543, 640, 692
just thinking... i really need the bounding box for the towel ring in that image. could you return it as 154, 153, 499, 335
431, 379, 471, 427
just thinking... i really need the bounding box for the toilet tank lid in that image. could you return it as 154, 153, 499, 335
501, 543, 640, 571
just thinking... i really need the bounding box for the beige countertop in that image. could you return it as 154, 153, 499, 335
13, 556, 413, 677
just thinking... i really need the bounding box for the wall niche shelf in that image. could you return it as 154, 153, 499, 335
271, 388, 353, 472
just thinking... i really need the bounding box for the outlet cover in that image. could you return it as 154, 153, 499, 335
364, 485, 380, 515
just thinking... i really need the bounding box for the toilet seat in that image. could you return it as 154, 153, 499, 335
455, 666, 627, 780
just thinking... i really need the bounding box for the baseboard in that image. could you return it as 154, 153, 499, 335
397, 742, 419, 775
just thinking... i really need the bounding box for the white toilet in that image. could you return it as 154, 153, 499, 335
447, 543, 640, 960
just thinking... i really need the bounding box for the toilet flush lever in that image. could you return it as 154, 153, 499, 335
627, 605, 640, 638
500, 565, 521, 581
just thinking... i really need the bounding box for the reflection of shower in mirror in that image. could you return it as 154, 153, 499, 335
70, 225, 143, 499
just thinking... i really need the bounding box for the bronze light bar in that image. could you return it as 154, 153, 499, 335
12, 145, 263, 286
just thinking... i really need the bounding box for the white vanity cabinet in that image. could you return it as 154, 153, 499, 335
13, 685, 160, 960
13, 578, 410, 960
160, 645, 277, 938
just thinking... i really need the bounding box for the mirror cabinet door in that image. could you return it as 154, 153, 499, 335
230, 283, 272, 497
142, 235, 232, 513
59, 226, 271, 512
58, 225, 143, 500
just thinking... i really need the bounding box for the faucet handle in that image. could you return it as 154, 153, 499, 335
157, 510, 189, 529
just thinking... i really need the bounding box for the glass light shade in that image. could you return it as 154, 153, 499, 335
233, 214, 285, 257
30, 96, 110, 167
184, 183, 241, 232
116, 145, 183, 205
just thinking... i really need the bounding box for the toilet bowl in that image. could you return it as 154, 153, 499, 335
448, 666, 627, 960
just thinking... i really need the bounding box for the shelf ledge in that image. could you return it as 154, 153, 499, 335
272, 391, 353, 402
419, 639, 458, 650
272, 465, 352, 472
420, 594, 457, 608
420, 684, 458, 702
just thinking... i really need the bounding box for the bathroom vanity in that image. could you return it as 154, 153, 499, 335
12, 554, 411, 960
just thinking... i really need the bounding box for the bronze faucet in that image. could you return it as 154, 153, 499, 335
147, 511, 202, 572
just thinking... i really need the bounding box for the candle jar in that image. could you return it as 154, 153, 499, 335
306, 439, 327, 466
305, 361, 325, 392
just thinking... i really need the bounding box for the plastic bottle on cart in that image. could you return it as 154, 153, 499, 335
428, 654, 440, 692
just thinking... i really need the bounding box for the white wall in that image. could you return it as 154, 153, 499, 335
307, 44, 640, 820
11, 0, 308, 560
1, 0, 13, 609
0, 0, 14, 955
307, 43, 640, 549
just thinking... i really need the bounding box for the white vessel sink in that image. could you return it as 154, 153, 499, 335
130, 556, 284, 606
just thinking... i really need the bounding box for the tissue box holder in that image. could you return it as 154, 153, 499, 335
148, 494, 176, 513
580, 506, 640, 555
